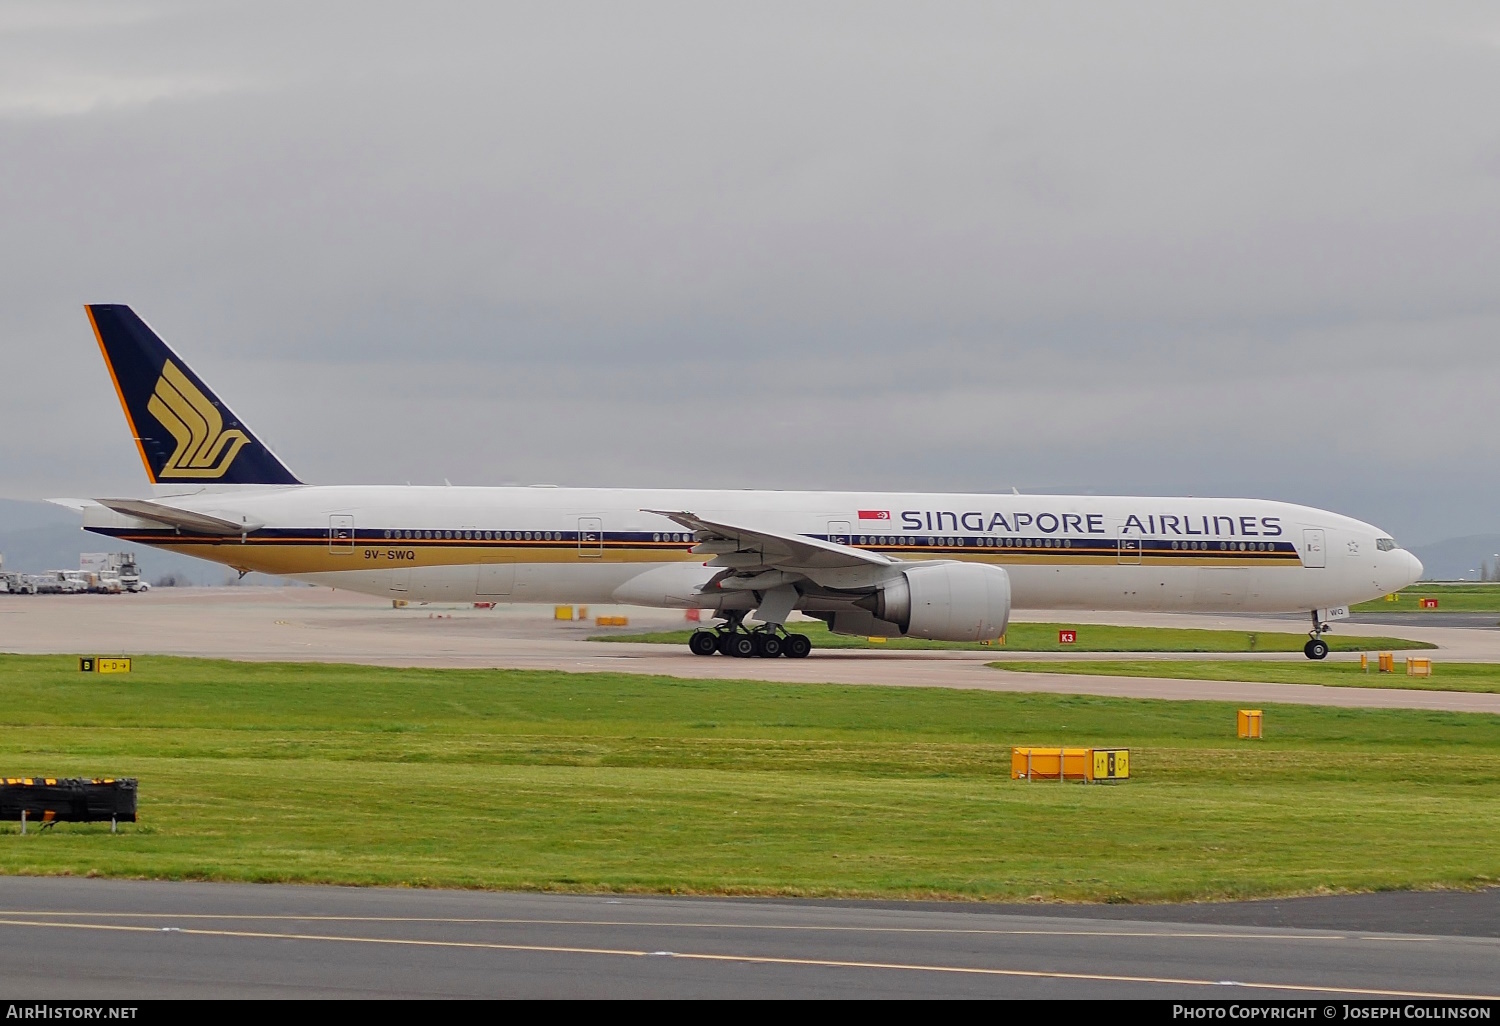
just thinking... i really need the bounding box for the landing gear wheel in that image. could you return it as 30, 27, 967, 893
753, 633, 782, 658
724, 633, 756, 658
1304, 638, 1329, 660
782, 633, 812, 659
688, 631, 719, 656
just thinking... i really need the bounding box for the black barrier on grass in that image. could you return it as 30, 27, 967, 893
0, 778, 137, 824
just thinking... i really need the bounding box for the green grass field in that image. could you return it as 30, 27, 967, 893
992, 659, 1500, 694
1354, 583, 1500, 613
598, 620, 1432, 653
0, 654, 1496, 902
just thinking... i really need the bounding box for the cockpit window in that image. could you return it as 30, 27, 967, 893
1376, 537, 1398, 551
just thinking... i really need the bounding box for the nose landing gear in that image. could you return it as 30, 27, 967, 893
1304, 611, 1331, 660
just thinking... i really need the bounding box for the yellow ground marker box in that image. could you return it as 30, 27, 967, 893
594, 615, 629, 627
1012, 747, 1128, 783
78, 657, 131, 674
1406, 657, 1432, 677
1237, 709, 1263, 739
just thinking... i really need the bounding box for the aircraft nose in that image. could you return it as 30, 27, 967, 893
1404, 549, 1424, 586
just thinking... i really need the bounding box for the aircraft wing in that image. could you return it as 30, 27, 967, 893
643, 509, 894, 574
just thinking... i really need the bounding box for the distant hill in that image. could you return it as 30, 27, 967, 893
1408, 535, 1500, 582
0, 499, 282, 586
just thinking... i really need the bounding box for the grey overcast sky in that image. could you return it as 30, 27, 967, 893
1, 1, 1498, 544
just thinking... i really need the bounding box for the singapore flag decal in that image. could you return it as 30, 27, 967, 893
858, 510, 891, 521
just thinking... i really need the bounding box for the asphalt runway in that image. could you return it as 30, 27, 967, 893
3, 588, 1500, 713
0, 878, 1493, 999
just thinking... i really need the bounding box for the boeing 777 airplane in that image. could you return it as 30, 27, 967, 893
64, 305, 1423, 660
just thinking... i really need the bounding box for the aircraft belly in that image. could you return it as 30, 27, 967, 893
292, 563, 644, 605
501, 563, 649, 605
611, 562, 720, 607
1003, 563, 1333, 614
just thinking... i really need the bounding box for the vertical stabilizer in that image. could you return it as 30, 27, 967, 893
85, 304, 301, 486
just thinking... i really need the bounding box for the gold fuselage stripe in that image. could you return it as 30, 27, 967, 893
97, 534, 1303, 578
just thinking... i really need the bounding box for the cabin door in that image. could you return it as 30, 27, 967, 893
328, 515, 355, 553
578, 517, 604, 558
1302, 529, 1326, 568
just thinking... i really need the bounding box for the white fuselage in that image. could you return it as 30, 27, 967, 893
83, 485, 1423, 616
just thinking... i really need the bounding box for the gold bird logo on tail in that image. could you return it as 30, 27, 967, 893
146, 360, 250, 478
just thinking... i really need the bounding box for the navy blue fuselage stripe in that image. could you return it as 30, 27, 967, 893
83, 525, 1302, 557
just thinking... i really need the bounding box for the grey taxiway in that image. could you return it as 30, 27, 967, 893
0, 878, 1494, 999
4, 588, 1500, 713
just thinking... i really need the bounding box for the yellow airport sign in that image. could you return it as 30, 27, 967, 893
79, 657, 131, 674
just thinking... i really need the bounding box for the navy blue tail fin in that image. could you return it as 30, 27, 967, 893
86, 304, 302, 486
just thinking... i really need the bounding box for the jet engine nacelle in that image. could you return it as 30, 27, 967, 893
861, 561, 1012, 642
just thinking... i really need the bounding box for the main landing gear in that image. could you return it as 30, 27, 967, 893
1304, 611, 1330, 660
688, 613, 812, 659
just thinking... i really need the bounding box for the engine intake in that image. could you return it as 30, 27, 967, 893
859, 562, 1011, 642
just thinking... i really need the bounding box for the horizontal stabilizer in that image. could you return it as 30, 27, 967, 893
95, 498, 262, 535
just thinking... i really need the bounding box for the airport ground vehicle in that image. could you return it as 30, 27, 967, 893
0, 564, 144, 595
56, 572, 89, 594
80, 553, 143, 592
27, 573, 83, 595
66, 305, 1423, 659
0, 573, 37, 595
